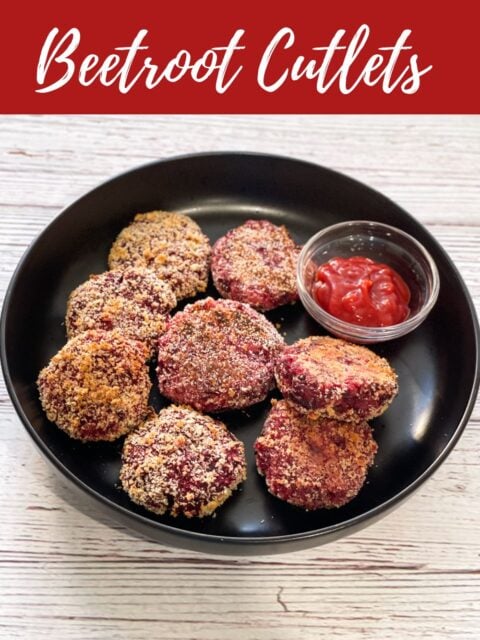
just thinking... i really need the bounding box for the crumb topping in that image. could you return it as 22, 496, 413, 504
157, 297, 285, 412
66, 267, 176, 356
37, 329, 151, 441
255, 399, 377, 510
211, 219, 300, 311
275, 335, 398, 420
120, 404, 247, 518
108, 211, 211, 300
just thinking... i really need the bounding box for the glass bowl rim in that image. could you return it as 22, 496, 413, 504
296, 219, 441, 339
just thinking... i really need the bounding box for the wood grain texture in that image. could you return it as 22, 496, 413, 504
0, 115, 479, 640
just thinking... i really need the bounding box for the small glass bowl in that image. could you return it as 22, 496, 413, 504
297, 220, 440, 343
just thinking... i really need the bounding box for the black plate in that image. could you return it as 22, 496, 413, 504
1, 152, 479, 555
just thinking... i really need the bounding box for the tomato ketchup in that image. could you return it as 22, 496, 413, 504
313, 256, 411, 327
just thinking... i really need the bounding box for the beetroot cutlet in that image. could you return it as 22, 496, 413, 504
255, 399, 378, 510
37, 329, 151, 442
156, 297, 285, 412
211, 219, 300, 311
108, 210, 211, 300
66, 267, 176, 357
275, 335, 398, 421
120, 405, 247, 518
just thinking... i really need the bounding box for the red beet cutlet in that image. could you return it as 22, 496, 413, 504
255, 399, 378, 510
37, 330, 151, 441
211, 219, 300, 311
157, 297, 285, 412
66, 267, 176, 357
108, 210, 211, 300
120, 405, 247, 518
275, 336, 398, 421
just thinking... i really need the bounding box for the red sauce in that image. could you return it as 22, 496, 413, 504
313, 256, 411, 327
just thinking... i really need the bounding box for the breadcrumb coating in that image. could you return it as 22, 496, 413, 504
255, 399, 377, 510
157, 297, 285, 412
66, 267, 176, 357
37, 330, 151, 441
275, 336, 398, 421
120, 405, 247, 518
108, 211, 211, 300
211, 219, 300, 311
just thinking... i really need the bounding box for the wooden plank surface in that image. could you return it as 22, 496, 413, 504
0, 115, 479, 640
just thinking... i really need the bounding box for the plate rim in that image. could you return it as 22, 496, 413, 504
1, 150, 479, 548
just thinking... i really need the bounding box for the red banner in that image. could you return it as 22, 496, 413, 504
0, 0, 477, 113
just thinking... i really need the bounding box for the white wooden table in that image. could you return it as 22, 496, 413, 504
0, 115, 479, 640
